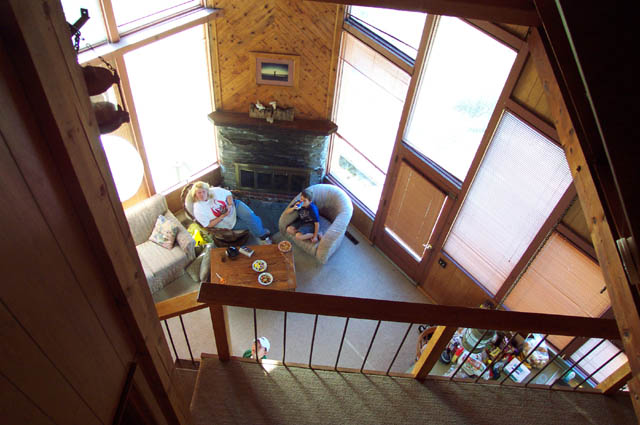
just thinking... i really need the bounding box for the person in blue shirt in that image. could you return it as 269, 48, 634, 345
285, 189, 322, 243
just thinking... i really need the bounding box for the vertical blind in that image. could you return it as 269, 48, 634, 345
443, 111, 572, 295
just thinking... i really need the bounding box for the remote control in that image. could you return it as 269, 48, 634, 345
239, 246, 254, 257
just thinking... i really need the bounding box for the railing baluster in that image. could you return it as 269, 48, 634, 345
550, 338, 606, 388
334, 317, 349, 371
283, 311, 287, 366
573, 348, 624, 390
450, 329, 490, 381
475, 332, 518, 383
309, 314, 319, 368
164, 320, 179, 360
525, 344, 569, 387
386, 323, 413, 376
500, 334, 548, 385
253, 308, 259, 364
360, 320, 381, 373
179, 315, 195, 366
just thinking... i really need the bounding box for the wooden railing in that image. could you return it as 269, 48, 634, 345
155, 284, 629, 392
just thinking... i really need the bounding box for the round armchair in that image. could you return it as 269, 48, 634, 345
278, 184, 353, 264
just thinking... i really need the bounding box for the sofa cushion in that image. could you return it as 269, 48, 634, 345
136, 241, 189, 293
125, 194, 168, 245
149, 215, 179, 249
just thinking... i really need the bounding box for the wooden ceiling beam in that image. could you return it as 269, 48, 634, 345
304, 0, 539, 26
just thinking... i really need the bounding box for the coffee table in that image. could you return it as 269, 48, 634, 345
210, 244, 296, 291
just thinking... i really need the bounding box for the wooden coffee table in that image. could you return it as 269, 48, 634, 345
210, 244, 296, 291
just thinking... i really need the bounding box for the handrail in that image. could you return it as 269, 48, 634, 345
197, 284, 620, 340
156, 290, 206, 320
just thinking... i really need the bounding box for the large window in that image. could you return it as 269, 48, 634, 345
125, 26, 214, 192
443, 111, 572, 295
405, 17, 516, 182
61, 1, 216, 200
570, 339, 627, 384
330, 33, 410, 212
348, 6, 426, 61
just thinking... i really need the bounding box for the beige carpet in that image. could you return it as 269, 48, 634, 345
189, 357, 634, 425
160, 225, 432, 374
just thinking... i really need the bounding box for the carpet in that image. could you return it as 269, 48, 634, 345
189, 357, 635, 425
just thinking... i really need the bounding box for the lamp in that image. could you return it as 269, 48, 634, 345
100, 135, 143, 201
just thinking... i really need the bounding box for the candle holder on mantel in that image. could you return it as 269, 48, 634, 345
249, 101, 295, 123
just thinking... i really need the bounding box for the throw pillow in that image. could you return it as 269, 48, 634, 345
148, 215, 178, 249
199, 245, 212, 282
186, 255, 203, 282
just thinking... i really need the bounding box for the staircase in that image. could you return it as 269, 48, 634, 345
186, 355, 634, 425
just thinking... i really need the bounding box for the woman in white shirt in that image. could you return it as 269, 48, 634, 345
190, 181, 271, 243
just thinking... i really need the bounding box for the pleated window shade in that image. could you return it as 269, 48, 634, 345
443, 111, 572, 295
504, 231, 610, 348
570, 339, 627, 383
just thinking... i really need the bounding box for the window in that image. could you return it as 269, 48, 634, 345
443, 111, 572, 295
110, 0, 199, 33
504, 231, 610, 348
570, 339, 627, 384
348, 6, 426, 61
61, 0, 108, 47
330, 34, 410, 212
124, 26, 215, 192
405, 17, 516, 182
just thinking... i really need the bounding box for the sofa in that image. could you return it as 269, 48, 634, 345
125, 194, 197, 294
278, 184, 353, 264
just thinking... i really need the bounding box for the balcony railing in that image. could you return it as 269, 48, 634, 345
155, 284, 629, 393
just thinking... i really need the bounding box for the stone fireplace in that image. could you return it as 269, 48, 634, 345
208, 111, 337, 195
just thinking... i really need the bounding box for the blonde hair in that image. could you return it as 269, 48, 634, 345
189, 181, 210, 203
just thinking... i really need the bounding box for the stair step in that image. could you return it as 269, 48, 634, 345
190, 355, 634, 424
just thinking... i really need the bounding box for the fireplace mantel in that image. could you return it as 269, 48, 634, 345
208, 111, 337, 135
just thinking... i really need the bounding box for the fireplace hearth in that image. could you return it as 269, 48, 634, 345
208, 111, 337, 195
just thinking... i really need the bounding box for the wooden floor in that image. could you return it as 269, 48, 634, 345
187, 356, 635, 425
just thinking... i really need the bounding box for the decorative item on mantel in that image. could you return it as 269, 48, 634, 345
250, 100, 295, 123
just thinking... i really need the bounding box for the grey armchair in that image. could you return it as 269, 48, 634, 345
278, 184, 353, 264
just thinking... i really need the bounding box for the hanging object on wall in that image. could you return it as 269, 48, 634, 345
92, 102, 130, 134
68, 8, 90, 52
82, 65, 120, 96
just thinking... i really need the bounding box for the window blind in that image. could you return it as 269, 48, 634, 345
443, 111, 572, 295
570, 339, 627, 384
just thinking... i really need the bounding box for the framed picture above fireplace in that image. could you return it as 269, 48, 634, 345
252, 52, 299, 87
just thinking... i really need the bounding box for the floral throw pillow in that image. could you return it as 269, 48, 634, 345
149, 215, 178, 249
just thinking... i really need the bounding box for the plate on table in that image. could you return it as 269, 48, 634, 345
252, 259, 267, 272
258, 272, 273, 286
278, 240, 292, 253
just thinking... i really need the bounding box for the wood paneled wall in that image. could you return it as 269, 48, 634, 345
0, 1, 187, 423
207, 0, 343, 119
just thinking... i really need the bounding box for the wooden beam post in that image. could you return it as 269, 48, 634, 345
209, 305, 231, 361
528, 27, 640, 414
411, 326, 457, 379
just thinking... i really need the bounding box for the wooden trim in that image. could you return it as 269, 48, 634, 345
325, 5, 346, 119
528, 26, 640, 413
412, 326, 457, 379
505, 97, 558, 143
343, 21, 414, 75
197, 284, 620, 340
305, 0, 540, 26
465, 19, 525, 50
209, 305, 231, 361
100, 0, 120, 43
495, 184, 576, 301
556, 222, 597, 261
112, 56, 156, 196
596, 362, 631, 394
77, 7, 221, 64
155, 291, 206, 320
